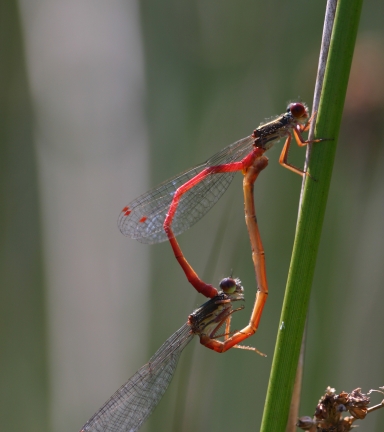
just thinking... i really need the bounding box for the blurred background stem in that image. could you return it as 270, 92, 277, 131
0, 3, 49, 431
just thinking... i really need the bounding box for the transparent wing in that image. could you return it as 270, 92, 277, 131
118, 135, 254, 244
80, 324, 193, 432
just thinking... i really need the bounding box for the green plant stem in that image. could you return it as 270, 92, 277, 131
260, 1, 363, 431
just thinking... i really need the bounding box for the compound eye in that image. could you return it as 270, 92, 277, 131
289, 102, 307, 119
219, 278, 236, 292
219, 277, 237, 294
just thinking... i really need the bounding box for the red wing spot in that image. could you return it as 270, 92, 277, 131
122, 206, 129, 212
124, 210, 131, 216
139, 216, 147, 223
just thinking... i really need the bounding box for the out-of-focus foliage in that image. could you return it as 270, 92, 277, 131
2, 1, 384, 431
0, 2, 49, 432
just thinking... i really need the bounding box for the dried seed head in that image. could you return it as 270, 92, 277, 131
297, 386, 381, 431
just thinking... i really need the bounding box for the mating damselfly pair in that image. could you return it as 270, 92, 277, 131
80, 103, 324, 431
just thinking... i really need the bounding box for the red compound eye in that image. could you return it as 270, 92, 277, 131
289, 102, 308, 119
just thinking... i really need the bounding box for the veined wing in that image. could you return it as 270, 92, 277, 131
80, 324, 193, 432
118, 135, 254, 244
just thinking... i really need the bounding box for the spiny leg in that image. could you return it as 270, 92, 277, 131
279, 111, 326, 176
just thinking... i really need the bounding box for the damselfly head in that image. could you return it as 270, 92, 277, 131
287, 102, 309, 122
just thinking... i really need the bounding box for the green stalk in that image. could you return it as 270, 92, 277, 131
260, 1, 363, 431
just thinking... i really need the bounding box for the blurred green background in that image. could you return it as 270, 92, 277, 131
2, 1, 384, 431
